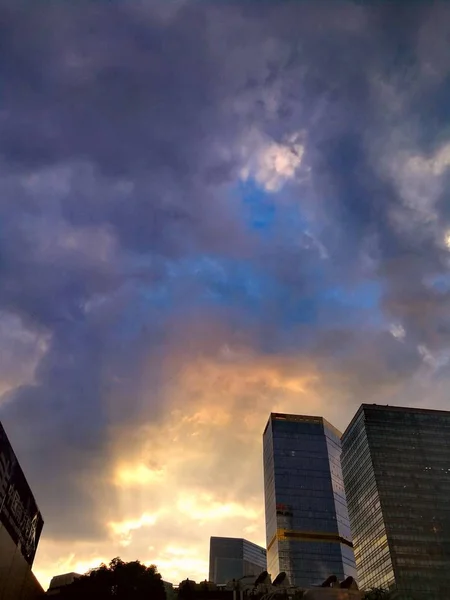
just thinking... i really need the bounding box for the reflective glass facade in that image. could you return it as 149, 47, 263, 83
263, 413, 356, 588
209, 537, 266, 584
342, 404, 450, 600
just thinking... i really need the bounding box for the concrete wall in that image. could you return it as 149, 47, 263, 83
0, 523, 44, 600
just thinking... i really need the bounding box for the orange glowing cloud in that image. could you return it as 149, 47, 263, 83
34, 342, 328, 587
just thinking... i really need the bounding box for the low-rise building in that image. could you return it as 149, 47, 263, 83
177, 573, 362, 600
46, 573, 81, 596
209, 537, 267, 584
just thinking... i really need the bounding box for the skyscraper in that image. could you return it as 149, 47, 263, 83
0, 421, 44, 599
263, 413, 356, 588
208, 537, 266, 584
341, 404, 450, 600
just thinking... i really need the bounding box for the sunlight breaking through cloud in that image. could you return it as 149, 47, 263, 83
240, 130, 306, 192
2, 1, 450, 593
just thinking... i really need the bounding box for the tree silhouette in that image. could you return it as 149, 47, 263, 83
59, 557, 166, 600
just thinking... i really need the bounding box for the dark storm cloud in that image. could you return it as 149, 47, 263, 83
0, 0, 249, 260
1, 2, 214, 172
1, 0, 450, 547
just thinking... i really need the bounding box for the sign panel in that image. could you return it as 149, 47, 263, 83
0, 423, 44, 566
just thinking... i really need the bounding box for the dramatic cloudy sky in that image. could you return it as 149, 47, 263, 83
1, 0, 450, 590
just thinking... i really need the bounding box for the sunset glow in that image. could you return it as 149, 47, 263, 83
1, 1, 450, 594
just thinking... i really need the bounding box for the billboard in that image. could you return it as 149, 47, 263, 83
0, 422, 44, 566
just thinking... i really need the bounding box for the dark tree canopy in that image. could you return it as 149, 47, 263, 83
178, 578, 198, 600
59, 557, 166, 600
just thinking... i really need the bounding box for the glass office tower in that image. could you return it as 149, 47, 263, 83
263, 413, 356, 588
209, 537, 267, 584
341, 404, 450, 600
